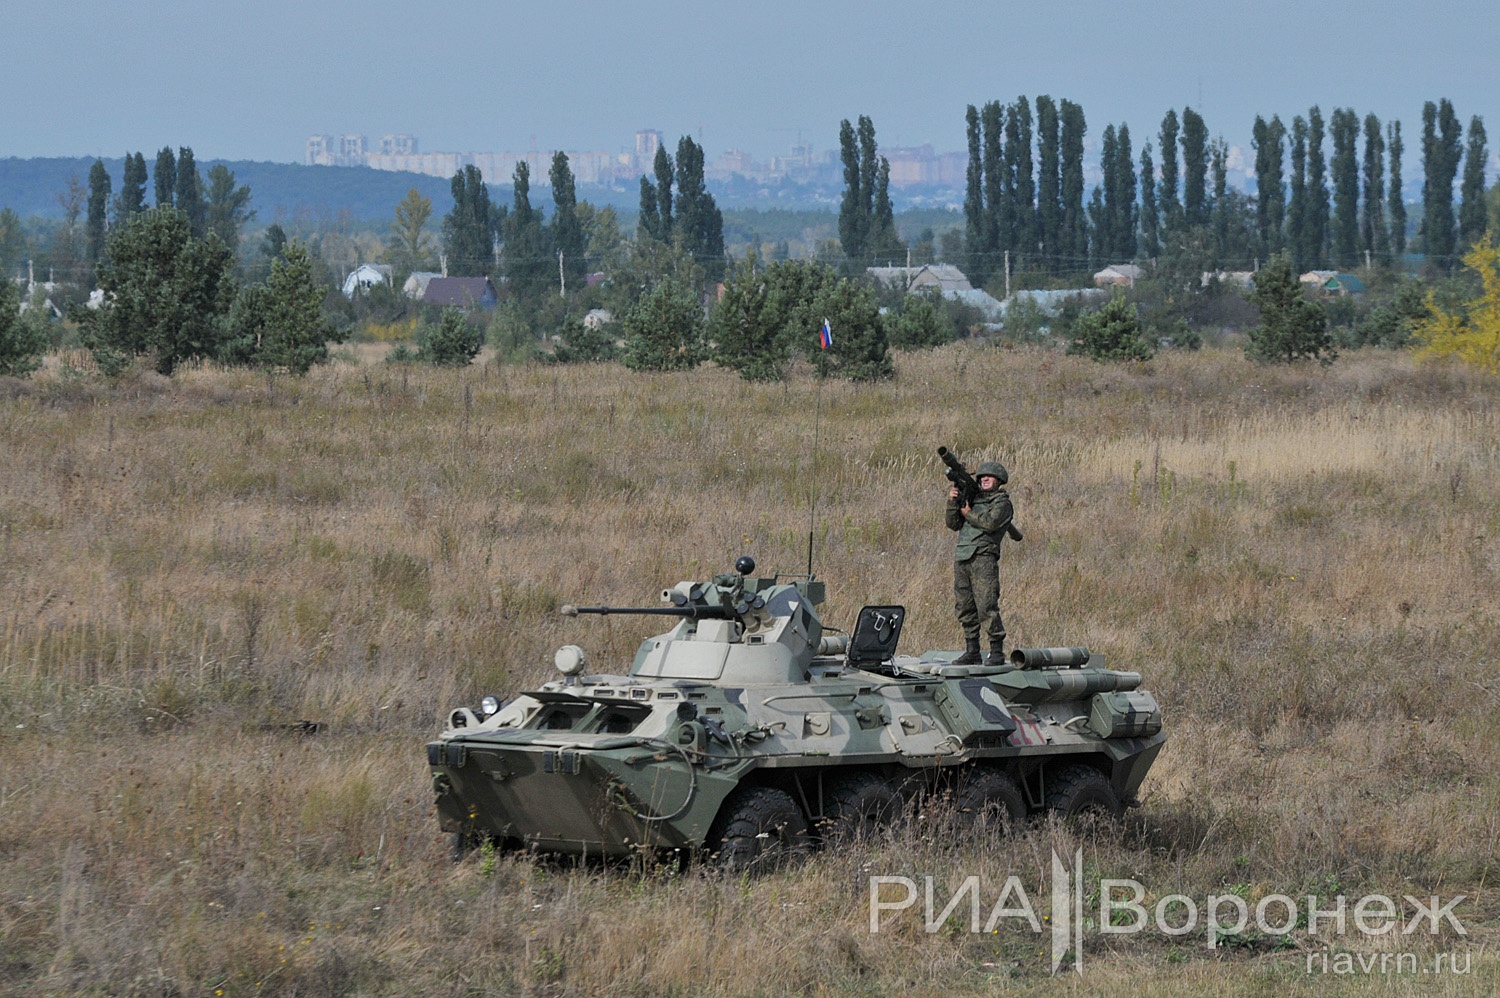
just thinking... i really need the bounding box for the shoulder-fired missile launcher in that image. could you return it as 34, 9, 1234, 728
427, 556, 1164, 871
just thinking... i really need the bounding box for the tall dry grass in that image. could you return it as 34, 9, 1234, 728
1, 344, 1498, 995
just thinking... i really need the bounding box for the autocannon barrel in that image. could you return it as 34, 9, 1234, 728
559, 604, 737, 620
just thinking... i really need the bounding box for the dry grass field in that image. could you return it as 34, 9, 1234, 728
2, 343, 1498, 996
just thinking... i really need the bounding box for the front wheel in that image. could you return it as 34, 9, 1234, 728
952, 767, 1027, 833
1044, 765, 1121, 826
707, 786, 811, 874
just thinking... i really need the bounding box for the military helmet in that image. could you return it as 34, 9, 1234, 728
976, 460, 1009, 485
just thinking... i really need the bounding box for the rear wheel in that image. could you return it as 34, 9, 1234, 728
952, 767, 1027, 833
820, 772, 902, 844
1044, 765, 1121, 826
707, 786, 811, 874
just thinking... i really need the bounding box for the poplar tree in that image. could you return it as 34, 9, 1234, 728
638, 177, 662, 241
1330, 108, 1361, 268
981, 101, 1004, 269
1158, 110, 1180, 225
1180, 107, 1209, 227
1009, 97, 1035, 259
1288, 116, 1309, 269
86, 159, 111, 276
1138, 142, 1159, 259
1361, 114, 1388, 265
1420, 99, 1463, 269
502, 161, 549, 299
118, 152, 148, 221
963, 105, 988, 282
175, 146, 205, 237
1253, 115, 1287, 257
653, 145, 674, 238
1306, 108, 1329, 268
1036, 96, 1061, 263
837, 118, 866, 262
154, 147, 176, 208
1060, 100, 1087, 268
443, 164, 498, 276
1388, 121, 1407, 255
674, 136, 726, 279
1211, 137, 1230, 265
1459, 115, 1489, 249
1113, 124, 1137, 260
549, 151, 586, 289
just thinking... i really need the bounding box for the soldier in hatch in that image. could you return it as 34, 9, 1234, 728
946, 461, 1014, 665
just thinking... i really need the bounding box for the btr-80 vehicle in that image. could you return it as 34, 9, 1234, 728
428, 557, 1164, 869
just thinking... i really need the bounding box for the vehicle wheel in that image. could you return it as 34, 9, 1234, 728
707, 786, 811, 874
820, 772, 902, 844
1044, 765, 1121, 826
952, 767, 1027, 833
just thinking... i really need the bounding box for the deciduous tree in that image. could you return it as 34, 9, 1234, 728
1412, 237, 1500, 372
154, 147, 176, 208
204, 164, 254, 256
86, 159, 111, 278
387, 188, 435, 277
1460, 115, 1489, 248
175, 147, 206, 237
118, 152, 148, 221
1421, 99, 1462, 270
443, 164, 499, 277
1361, 114, 1388, 265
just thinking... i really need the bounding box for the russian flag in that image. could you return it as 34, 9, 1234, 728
818, 318, 833, 350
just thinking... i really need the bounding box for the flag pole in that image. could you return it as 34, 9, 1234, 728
807, 318, 831, 578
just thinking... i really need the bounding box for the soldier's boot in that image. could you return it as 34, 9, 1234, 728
954, 638, 982, 666
985, 640, 1005, 665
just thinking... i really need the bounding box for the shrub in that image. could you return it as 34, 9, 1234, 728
416, 308, 484, 367
0, 278, 49, 377
1067, 292, 1153, 362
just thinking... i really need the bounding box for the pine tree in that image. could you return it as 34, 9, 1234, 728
225, 242, 341, 373
1245, 252, 1335, 364
1330, 108, 1361, 268
1459, 115, 1489, 249
1068, 292, 1152, 361
1361, 114, 1388, 265
154, 147, 176, 208
175, 147, 205, 237
0, 276, 49, 377
1180, 107, 1209, 227
621, 277, 704, 371
1388, 120, 1407, 255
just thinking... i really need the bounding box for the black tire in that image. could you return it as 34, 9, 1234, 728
1044, 765, 1121, 825
707, 786, 811, 874
820, 772, 903, 844
952, 767, 1027, 833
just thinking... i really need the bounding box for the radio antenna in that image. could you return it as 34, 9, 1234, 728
807, 318, 831, 578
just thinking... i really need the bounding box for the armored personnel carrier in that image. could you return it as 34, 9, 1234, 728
428, 557, 1164, 870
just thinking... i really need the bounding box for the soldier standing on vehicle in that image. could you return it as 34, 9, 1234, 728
946, 461, 1013, 665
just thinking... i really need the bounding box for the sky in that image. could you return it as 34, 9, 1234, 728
5, 1, 1498, 169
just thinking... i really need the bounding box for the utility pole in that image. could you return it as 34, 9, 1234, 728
558, 250, 565, 298
1004, 250, 1011, 300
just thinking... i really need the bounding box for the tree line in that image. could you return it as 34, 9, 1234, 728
940, 97, 1488, 284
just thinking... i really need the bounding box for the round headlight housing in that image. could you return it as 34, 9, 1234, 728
479, 695, 501, 717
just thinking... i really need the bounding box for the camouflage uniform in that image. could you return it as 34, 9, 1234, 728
946, 462, 1013, 661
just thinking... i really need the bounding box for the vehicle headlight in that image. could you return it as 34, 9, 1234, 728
479, 695, 501, 717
